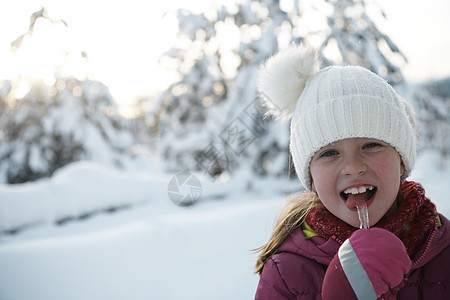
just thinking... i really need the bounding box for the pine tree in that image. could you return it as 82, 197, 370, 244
155, 0, 301, 178
414, 77, 450, 166
0, 77, 136, 183
0, 8, 138, 183
154, 0, 408, 179
319, 0, 407, 85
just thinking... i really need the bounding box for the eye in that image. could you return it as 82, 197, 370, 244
320, 149, 339, 158
363, 142, 383, 149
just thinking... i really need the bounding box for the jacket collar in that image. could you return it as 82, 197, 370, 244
276, 226, 340, 265
412, 214, 450, 269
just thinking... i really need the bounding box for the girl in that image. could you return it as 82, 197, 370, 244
254, 44, 450, 299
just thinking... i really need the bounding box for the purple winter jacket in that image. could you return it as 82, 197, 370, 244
255, 214, 450, 299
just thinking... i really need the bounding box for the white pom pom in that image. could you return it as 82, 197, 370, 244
258, 44, 320, 119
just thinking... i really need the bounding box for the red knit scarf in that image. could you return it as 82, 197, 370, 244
306, 181, 438, 259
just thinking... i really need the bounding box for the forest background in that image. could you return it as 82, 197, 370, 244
0, 0, 449, 299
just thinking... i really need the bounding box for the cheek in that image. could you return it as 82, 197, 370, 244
370, 154, 403, 200
310, 164, 336, 194
374, 153, 402, 179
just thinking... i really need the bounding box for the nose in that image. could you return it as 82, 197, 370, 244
341, 153, 367, 177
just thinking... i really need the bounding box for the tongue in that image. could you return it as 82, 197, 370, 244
346, 192, 370, 209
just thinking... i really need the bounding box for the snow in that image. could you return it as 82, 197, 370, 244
0, 160, 293, 300
0, 150, 448, 300
0, 197, 282, 300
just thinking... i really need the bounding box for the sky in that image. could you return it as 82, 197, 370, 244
1, 0, 449, 110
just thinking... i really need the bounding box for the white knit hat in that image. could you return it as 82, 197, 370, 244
258, 44, 416, 190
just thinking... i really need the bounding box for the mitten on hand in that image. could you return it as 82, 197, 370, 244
322, 228, 411, 300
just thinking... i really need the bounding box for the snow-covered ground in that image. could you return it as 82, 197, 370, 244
0, 150, 448, 300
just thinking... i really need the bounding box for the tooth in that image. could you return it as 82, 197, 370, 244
344, 188, 355, 194
343, 186, 375, 195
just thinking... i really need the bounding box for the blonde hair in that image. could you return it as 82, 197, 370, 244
254, 191, 321, 274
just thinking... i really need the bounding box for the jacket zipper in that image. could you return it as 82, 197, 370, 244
411, 224, 438, 269
333, 236, 344, 245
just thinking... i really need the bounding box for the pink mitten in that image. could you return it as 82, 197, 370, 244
322, 228, 411, 299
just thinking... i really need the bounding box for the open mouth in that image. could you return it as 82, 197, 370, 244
340, 186, 377, 209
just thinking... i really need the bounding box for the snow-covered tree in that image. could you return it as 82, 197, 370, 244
155, 0, 301, 178
413, 78, 450, 166
153, 0, 409, 179
319, 0, 407, 84
0, 8, 143, 183
0, 77, 136, 183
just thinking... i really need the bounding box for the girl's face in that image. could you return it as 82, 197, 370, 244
310, 138, 403, 228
